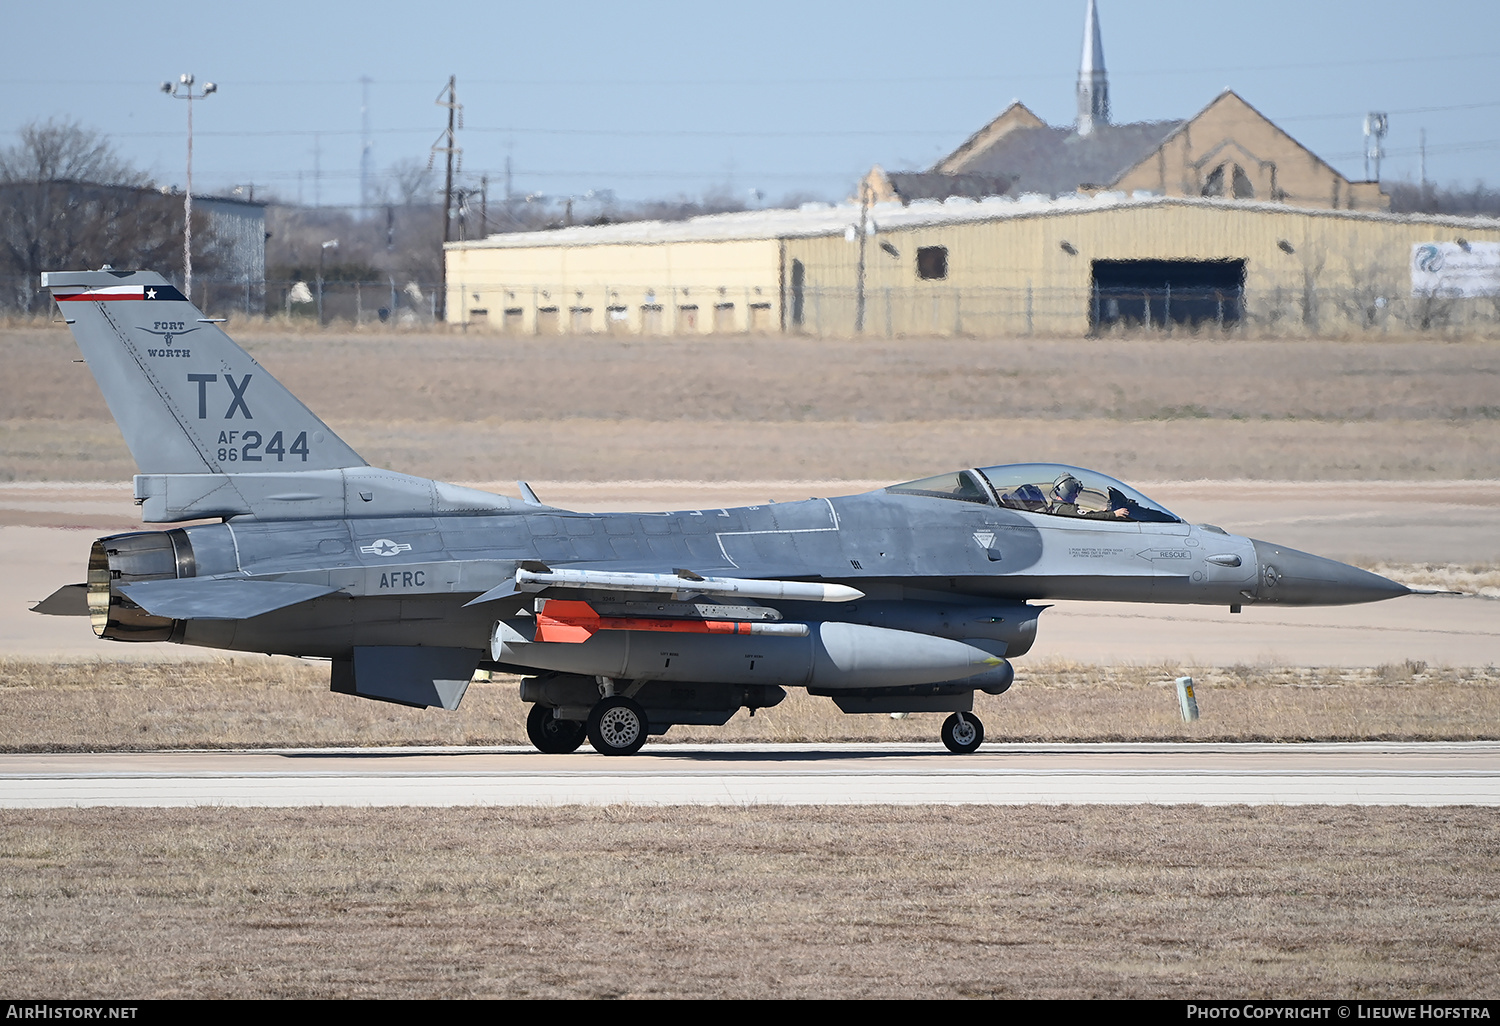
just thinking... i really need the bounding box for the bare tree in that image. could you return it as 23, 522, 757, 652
0, 118, 145, 187
1387, 178, 1500, 218
389, 158, 436, 207
0, 119, 215, 312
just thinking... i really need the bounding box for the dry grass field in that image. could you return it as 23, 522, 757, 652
2, 658, 1496, 751
2, 804, 1496, 998
4, 324, 1500, 483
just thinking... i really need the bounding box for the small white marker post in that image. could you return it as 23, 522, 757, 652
1176, 676, 1200, 722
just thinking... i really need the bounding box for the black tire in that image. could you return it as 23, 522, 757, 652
941, 712, 984, 754
526, 703, 587, 754
586, 696, 650, 756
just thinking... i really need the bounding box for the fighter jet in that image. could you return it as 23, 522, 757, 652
32, 269, 1409, 755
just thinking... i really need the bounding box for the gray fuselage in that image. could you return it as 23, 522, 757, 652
145, 486, 1307, 660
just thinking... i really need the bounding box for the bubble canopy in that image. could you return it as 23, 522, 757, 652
887, 464, 1182, 524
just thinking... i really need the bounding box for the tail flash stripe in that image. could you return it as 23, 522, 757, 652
53, 284, 187, 302
54, 286, 146, 302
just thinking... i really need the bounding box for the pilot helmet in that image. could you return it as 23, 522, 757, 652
1052, 473, 1083, 503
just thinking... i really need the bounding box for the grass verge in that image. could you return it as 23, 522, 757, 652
2, 658, 1497, 751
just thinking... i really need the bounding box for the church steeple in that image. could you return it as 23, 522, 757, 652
1076, 0, 1110, 136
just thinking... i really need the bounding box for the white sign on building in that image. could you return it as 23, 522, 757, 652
1411, 242, 1500, 297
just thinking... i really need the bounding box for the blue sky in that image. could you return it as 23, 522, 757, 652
4, 0, 1497, 208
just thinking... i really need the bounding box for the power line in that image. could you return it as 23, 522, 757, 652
1323, 139, 1500, 162
177, 166, 869, 184
4, 49, 1499, 89
11, 98, 1500, 144
39, 126, 969, 141
1276, 100, 1500, 123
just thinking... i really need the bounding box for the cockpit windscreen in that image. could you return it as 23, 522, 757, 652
976, 464, 1182, 523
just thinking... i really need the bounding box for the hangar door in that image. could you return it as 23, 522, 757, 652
1091, 259, 1245, 331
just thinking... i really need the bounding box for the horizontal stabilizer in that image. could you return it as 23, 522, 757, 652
31, 584, 89, 616
117, 578, 341, 620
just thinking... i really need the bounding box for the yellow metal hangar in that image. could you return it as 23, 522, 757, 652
443, 3, 1500, 338
442, 208, 808, 337
442, 196, 1500, 338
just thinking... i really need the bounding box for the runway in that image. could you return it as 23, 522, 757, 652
4, 741, 1497, 808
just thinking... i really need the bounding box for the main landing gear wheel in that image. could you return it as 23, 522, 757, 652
586, 696, 650, 756
527, 704, 587, 754
941, 712, 984, 754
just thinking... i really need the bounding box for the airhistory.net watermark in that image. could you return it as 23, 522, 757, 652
5, 1007, 138, 1020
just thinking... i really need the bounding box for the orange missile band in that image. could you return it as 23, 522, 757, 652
534, 600, 807, 644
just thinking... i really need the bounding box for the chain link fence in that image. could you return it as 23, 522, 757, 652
0, 275, 445, 326
6, 274, 1500, 337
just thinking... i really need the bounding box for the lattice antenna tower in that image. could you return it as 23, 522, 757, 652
429, 76, 464, 244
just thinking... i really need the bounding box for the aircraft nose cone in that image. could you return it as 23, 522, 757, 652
1250, 539, 1411, 606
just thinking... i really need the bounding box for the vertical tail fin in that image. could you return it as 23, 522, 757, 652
43, 269, 365, 475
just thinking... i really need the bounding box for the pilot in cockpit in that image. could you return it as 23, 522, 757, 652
1049, 473, 1130, 520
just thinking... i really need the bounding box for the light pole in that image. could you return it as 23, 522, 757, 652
161, 73, 217, 302
317, 239, 338, 325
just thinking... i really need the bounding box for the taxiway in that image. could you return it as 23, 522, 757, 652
3, 741, 1497, 807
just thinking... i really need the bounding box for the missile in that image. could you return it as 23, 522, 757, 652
513, 566, 864, 603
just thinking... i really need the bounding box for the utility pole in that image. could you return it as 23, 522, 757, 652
1420, 128, 1429, 208
317, 239, 338, 326
480, 175, 488, 237
160, 73, 217, 302
429, 76, 462, 320
360, 75, 374, 220
505, 152, 514, 228
854, 180, 871, 334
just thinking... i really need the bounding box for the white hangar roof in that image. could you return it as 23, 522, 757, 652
446, 193, 1500, 251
